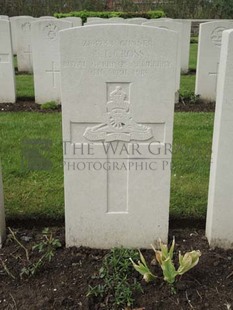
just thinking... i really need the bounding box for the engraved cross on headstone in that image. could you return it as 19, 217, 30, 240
46, 61, 60, 88
69, 84, 166, 215
98, 141, 130, 214
209, 62, 219, 93
69, 121, 165, 215
24, 45, 32, 64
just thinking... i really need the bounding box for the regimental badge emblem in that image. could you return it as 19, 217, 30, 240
44, 23, 59, 40
211, 27, 227, 47
21, 22, 31, 32
84, 83, 153, 142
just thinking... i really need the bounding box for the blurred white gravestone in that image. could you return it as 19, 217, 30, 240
0, 20, 16, 103
206, 29, 233, 249
60, 25, 178, 248
0, 167, 6, 248
127, 18, 148, 25
32, 19, 72, 104
176, 19, 191, 73
15, 16, 35, 72
64, 17, 82, 27
109, 17, 124, 21
10, 16, 19, 55
39, 16, 56, 19
143, 20, 182, 101
0, 15, 8, 20
86, 17, 102, 22
195, 21, 233, 101
85, 18, 126, 25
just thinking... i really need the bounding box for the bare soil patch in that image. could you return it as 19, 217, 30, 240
0, 227, 232, 309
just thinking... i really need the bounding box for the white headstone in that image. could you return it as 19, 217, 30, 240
85, 18, 127, 25
0, 167, 6, 248
15, 16, 35, 72
64, 17, 82, 27
109, 17, 124, 21
39, 16, 56, 19
195, 21, 233, 101
32, 19, 72, 104
0, 15, 8, 20
160, 18, 173, 20
176, 19, 191, 73
127, 18, 148, 25
0, 20, 16, 103
60, 24, 178, 248
143, 20, 182, 101
206, 29, 233, 249
86, 17, 102, 22
10, 16, 18, 55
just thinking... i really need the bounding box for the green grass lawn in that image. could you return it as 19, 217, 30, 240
15, 73, 196, 101
180, 75, 195, 97
189, 43, 198, 71
179, 43, 197, 97
0, 113, 64, 220
1, 41, 212, 221
171, 112, 214, 218
16, 75, 34, 99
0, 112, 214, 221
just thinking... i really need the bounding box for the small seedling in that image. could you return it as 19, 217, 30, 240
131, 238, 201, 286
1, 227, 61, 279
179, 92, 200, 105
130, 250, 157, 283
155, 238, 201, 284
20, 228, 61, 278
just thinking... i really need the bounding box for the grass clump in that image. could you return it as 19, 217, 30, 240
87, 248, 143, 309
40, 101, 58, 110
190, 36, 198, 44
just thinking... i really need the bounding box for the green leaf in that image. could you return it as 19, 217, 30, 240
161, 257, 177, 284
139, 250, 149, 269
177, 250, 201, 275
168, 237, 175, 260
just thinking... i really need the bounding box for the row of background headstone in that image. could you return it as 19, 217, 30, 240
2, 15, 233, 104
195, 21, 233, 101
0, 16, 191, 105
10, 16, 191, 73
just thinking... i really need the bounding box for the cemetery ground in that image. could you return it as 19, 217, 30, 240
0, 42, 233, 309
1, 228, 233, 309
